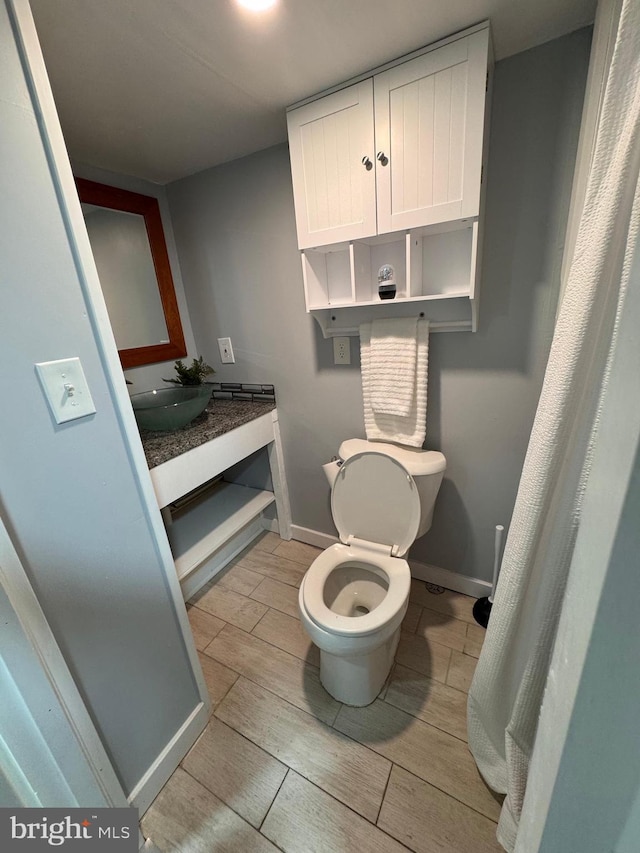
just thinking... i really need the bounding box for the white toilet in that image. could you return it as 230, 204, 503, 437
298, 439, 446, 706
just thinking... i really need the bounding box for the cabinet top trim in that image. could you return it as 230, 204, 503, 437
286, 20, 491, 113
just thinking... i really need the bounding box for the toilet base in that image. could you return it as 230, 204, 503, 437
319, 626, 401, 706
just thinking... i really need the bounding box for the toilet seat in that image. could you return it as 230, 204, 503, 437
331, 451, 421, 558
301, 543, 410, 637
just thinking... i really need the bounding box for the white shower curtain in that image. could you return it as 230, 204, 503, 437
467, 1, 640, 849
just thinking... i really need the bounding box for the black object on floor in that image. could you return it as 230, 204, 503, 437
473, 596, 492, 628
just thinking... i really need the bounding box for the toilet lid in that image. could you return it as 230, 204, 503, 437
332, 451, 420, 557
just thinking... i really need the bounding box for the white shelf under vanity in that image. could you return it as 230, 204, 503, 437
168, 481, 276, 582
146, 407, 291, 601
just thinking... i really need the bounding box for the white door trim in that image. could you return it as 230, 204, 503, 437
6, 0, 210, 814
0, 511, 126, 807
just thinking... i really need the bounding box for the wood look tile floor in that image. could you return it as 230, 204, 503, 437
142, 535, 502, 853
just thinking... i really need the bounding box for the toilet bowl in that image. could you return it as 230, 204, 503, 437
299, 443, 446, 706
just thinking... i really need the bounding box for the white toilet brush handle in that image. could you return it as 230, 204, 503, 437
489, 525, 505, 604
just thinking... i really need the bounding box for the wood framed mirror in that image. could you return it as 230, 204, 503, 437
76, 178, 187, 369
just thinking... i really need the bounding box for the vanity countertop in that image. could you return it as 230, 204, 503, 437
139, 398, 276, 469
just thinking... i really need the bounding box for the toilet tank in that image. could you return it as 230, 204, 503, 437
338, 439, 446, 539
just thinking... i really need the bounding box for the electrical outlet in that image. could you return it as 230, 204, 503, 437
333, 336, 351, 365
217, 337, 235, 364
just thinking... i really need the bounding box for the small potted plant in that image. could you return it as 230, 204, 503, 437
164, 356, 214, 386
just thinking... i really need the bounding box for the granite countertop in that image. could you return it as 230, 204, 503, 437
139, 398, 276, 469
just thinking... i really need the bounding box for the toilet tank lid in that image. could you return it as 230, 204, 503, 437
339, 439, 446, 476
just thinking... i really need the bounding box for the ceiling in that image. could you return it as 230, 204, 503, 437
29, 0, 596, 185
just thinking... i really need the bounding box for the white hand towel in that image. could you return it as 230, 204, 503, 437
370, 317, 418, 417
360, 318, 429, 448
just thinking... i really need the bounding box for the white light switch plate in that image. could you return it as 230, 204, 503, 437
36, 357, 96, 424
217, 337, 235, 364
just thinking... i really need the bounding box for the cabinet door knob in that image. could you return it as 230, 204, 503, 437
361, 156, 373, 170
377, 151, 389, 166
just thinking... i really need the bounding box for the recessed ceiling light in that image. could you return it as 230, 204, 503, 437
237, 0, 277, 11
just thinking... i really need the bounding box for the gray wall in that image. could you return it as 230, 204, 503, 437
539, 441, 640, 852
1, 4, 200, 796
167, 28, 591, 584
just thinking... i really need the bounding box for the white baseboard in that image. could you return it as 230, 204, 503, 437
409, 560, 491, 599
290, 524, 490, 599
290, 524, 338, 550
129, 701, 209, 816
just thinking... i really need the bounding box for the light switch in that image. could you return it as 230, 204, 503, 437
217, 337, 235, 364
36, 357, 96, 424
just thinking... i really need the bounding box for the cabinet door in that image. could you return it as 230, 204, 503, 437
287, 81, 377, 249
374, 30, 489, 233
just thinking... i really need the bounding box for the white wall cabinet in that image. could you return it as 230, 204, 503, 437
287, 23, 492, 334
287, 81, 377, 249
374, 31, 488, 234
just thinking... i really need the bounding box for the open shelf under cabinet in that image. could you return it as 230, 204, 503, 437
302, 220, 480, 336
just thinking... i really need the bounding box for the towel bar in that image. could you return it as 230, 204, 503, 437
315, 316, 473, 338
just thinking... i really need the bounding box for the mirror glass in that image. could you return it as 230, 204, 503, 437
76, 178, 187, 369
82, 204, 169, 350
